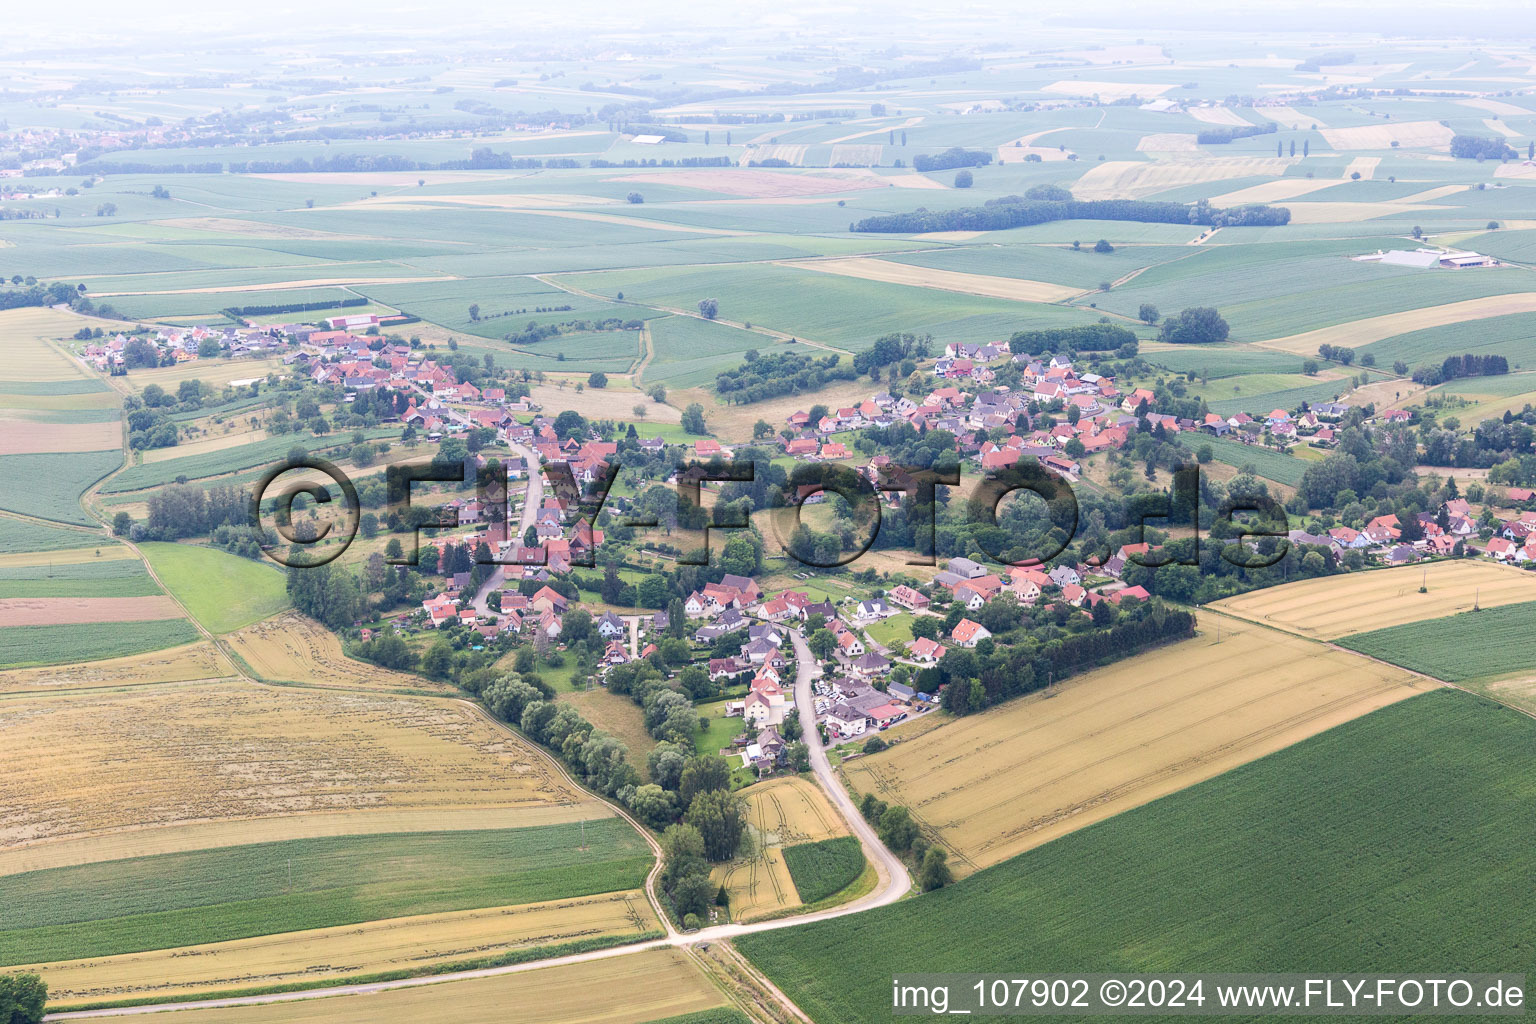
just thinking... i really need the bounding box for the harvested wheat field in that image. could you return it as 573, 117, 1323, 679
745, 776, 848, 844
715, 846, 800, 922
830, 144, 883, 166
1207, 178, 1341, 205
1282, 200, 1454, 224
0, 548, 133, 569
30, 890, 659, 1003
739, 144, 807, 167
0, 681, 605, 859
140, 428, 267, 463
1042, 80, 1175, 101
1188, 106, 1253, 126
0, 308, 99, 383
146, 947, 729, 1024
1073, 157, 1294, 200
1211, 560, 1536, 639
0, 640, 234, 694
840, 614, 1427, 876
1135, 133, 1199, 153
1459, 97, 1532, 116
0, 418, 118, 455
1319, 120, 1455, 150
1257, 293, 1536, 354
153, 218, 367, 241
781, 257, 1081, 303
1262, 106, 1327, 129
608, 168, 884, 198
0, 596, 182, 626
713, 777, 851, 922
225, 611, 456, 693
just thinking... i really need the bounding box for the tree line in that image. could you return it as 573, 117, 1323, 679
852, 197, 1290, 234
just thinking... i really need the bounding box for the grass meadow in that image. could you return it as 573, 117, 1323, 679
740, 691, 1536, 1024
0, 821, 651, 966
1177, 435, 1307, 486
139, 543, 290, 633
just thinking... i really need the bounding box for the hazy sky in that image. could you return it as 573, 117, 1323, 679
3, 0, 1525, 49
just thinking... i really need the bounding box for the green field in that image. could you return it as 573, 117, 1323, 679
1176, 435, 1307, 487
0, 618, 200, 669
1196, 374, 1355, 417
1361, 313, 1536, 370
0, 519, 112, 554
646, 1011, 752, 1024
782, 836, 865, 905
0, 821, 652, 966
645, 315, 817, 390
559, 262, 1099, 350
739, 691, 1536, 1024
1143, 346, 1311, 379
0, 557, 160, 598
139, 542, 290, 633
103, 430, 390, 493
0, 450, 121, 525
884, 243, 1192, 290
1336, 601, 1536, 682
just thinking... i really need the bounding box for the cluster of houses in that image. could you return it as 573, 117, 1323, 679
1287, 494, 1536, 567
81, 324, 287, 370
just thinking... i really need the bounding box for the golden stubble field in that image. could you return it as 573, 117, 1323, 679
0, 681, 610, 872
840, 615, 1429, 876
0, 640, 235, 694
1211, 560, 1536, 639
131, 947, 730, 1024
0, 307, 103, 384
778, 256, 1082, 303
30, 890, 660, 1003
224, 611, 457, 693
712, 776, 848, 922
1256, 293, 1536, 354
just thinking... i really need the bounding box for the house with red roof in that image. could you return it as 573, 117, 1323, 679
950, 618, 991, 648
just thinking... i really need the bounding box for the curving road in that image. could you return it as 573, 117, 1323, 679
46, 610, 911, 1021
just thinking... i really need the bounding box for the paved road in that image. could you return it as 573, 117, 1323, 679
471, 439, 543, 615
399, 383, 543, 617
47, 624, 912, 1021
